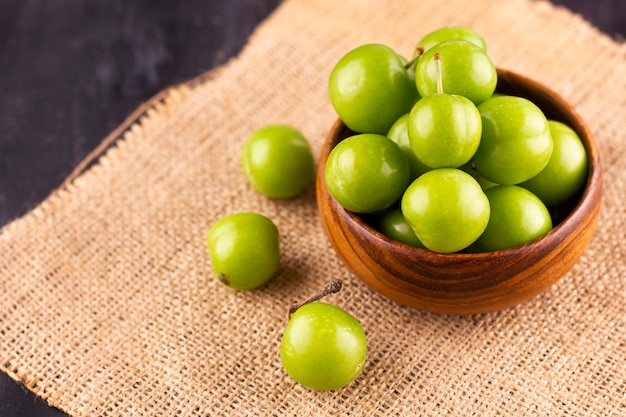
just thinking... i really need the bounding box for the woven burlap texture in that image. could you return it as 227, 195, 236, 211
1, 0, 625, 415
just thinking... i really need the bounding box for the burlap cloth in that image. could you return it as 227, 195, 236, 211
1, 0, 625, 415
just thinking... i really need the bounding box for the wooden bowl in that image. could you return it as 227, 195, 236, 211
316, 69, 602, 315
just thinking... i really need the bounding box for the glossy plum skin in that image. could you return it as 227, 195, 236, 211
373, 208, 425, 248
473, 95, 553, 185
241, 124, 315, 199
328, 43, 418, 135
324, 133, 410, 214
470, 185, 553, 252
401, 168, 490, 253
387, 113, 431, 180
206, 212, 280, 290
416, 25, 488, 52
280, 302, 367, 391
520, 120, 588, 207
414, 40, 497, 106
407, 93, 482, 169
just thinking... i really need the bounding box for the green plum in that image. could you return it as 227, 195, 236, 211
207, 212, 280, 290
387, 113, 431, 180
401, 168, 490, 253
328, 44, 418, 134
414, 40, 497, 105
471, 185, 553, 252
373, 208, 426, 248
520, 120, 588, 207
473, 95, 553, 185
407, 88, 482, 169
241, 124, 316, 199
325, 134, 410, 214
280, 302, 367, 391
417, 25, 488, 52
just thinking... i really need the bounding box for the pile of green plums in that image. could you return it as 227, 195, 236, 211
326, 26, 588, 254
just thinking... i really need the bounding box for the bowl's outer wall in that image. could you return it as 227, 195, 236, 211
316, 69, 602, 315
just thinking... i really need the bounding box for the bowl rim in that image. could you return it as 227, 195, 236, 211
318, 68, 603, 261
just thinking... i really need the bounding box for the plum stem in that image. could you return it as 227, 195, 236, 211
404, 46, 424, 70
434, 52, 444, 94
288, 278, 343, 318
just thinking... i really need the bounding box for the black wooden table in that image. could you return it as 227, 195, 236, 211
0, 1, 623, 415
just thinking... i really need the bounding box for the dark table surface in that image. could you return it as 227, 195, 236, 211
0, 1, 624, 416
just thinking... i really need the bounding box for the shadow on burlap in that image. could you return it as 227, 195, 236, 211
1, 0, 625, 415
